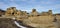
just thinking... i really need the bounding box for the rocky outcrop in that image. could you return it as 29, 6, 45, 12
1, 7, 60, 28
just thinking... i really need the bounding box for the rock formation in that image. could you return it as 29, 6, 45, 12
5, 7, 53, 17
30, 8, 40, 17
5, 7, 17, 16
1, 7, 60, 28
41, 10, 52, 16
48, 10, 52, 16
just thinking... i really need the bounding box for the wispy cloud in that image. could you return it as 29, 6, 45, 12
0, 0, 60, 13
0, 1, 19, 10
0, 2, 8, 9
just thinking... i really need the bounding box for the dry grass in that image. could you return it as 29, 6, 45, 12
23, 16, 55, 28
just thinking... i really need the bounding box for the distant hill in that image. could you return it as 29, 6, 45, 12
0, 9, 5, 16
0, 9, 5, 12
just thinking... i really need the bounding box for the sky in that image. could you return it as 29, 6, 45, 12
0, 0, 60, 14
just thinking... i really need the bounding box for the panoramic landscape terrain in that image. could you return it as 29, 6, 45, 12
0, 7, 60, 28
0, 0, 60, 28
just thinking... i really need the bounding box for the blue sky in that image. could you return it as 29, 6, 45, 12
0, 0, 60, 14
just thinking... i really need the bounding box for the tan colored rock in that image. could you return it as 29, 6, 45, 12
5, 7, 17, 16
14, 10, 22, 16
41, 12, 48, 16
32, 8, 36, 13
30, 9, 40, 17
48, 10, 52, 16
22, 11, 28, 16
40, 10, 52, 16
